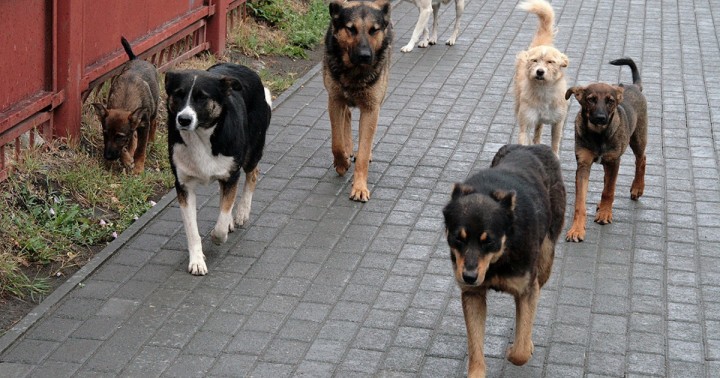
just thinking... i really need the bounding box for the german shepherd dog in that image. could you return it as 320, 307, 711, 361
323, 0, 393, 202
565, 58, 647, 242
93, 37, 159, 174
165, 63, 272, 275
443, 144, 566, 377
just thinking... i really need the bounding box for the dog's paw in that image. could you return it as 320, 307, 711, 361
334, 156, 351, 176
446, 37, 457, 46
235, 206, 251, 227
630, 185, 644, 200
506, 341, 534, 366
565, 225, 586, 242
594, 207, 613, 225
188, 257, 208, 276
400, 44, 414, 53
211, 227, 229, 245
418, 39, 430, 48
349, 185, 370, 203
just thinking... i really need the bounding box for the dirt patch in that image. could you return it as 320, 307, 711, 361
0, 46, 324, 337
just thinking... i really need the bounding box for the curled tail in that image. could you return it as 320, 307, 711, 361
518, 0, 556, 48
609, 57, 642, 91
120, 36, 137, 60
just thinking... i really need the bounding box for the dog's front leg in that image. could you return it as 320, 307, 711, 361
132, 126, 150, 174
596, 159, 620, 224
550, 118, 565, 156
462, 290, 488, 378
329, 97, 352, 176
566, 149, 593, 242
211, 179, 239, 245
401, 3, 433, 52
235, 166, 259, 226
507, 279, 539, 365
446, 0, 465, 46
350, 107, 379, 202
177, 183, 207, 275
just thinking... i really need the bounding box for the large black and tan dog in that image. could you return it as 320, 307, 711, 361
323, 0, 392, 202
443, 144, 566, 377
165, 63, 272, 275
565, 57, 647, 242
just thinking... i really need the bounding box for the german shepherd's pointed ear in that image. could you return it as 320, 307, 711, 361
378, 0, 392, 24
451, 183, 475, 201
92, 103, 108, 121
329, 0, 344, 20
129, 107, 147, 130
565, 86, 584, 101
491, 190, 516, 212
221, 77, 242, 95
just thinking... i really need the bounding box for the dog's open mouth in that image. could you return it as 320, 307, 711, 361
534, 75, 545, 81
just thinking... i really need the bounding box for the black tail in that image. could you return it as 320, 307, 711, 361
120, 36, 137, 60
609, 57, 641, 91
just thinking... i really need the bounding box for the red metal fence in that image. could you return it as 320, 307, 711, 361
0, 0, 245, 181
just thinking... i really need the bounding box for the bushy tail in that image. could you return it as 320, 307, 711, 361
120, 36, 137, 60
518, 0, 556, 48
609, 57, 642, 91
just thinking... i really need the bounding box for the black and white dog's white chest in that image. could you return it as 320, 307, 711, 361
172, 126, 236, 185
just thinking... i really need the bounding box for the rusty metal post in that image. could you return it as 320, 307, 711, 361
54, 0, 83, 140
206, 0, 230, 57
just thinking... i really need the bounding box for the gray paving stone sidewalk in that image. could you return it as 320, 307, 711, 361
2, 0, 720, 376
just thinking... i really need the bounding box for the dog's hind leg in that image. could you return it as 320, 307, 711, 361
235, 167, 259, 226
211, 179, 239, 245
401, 1, 433, 52
446, 0, 464, 46
629, 129, 647, 200
462, 290, 488, 377
532, 123, 544, 145
550, 119, 564, 156
507, 279, 539, 366
177, 183, 207, 275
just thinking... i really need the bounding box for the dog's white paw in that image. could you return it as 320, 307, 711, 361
401, 44, 414, 53
211, 227, 229, 245
418, 39, 430, 48
446, 37, 457, 46
235, 203, 251, 226
188, 256, 207, 276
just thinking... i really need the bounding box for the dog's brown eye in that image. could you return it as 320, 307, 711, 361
588, 97, 597, 104
369, 27, 378, 35
607, 98, 615, 104
531, 59, 538, 63
547, 60, 554, 64
345, 25, 357, 35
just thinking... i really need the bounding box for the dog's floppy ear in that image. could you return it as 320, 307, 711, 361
565, 86, 583, 101
92, 103, 108, 121
451, 183, 475, 201
491, 190, 516, 212
164, 71, 180, 93
221, 77, 242, 95
129, 107, 147, 130
516, 50, 528, 62
560, 53, 569, 68
614, 85, 624, 105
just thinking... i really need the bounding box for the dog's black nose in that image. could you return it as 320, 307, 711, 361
536, 68, 545, 77
462, 270, 478, 284
358, 48, 373, 64
177, 114, 193, 128
591, 114, 608, 125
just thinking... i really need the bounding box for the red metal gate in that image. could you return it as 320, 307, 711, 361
0, 0, 244, 181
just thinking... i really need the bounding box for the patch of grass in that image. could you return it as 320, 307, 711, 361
235, 0, 329, 59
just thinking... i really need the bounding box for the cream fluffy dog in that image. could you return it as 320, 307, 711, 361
400, 0, 464, 53
514, 0, 569, 155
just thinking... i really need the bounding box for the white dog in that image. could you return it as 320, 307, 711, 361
400, 0, 464, 53
514, 0, 569, 155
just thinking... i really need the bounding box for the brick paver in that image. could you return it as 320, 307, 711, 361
2, 0, 720, 376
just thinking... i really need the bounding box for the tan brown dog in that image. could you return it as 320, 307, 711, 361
93, 37, 159, 174
514, 0, 569, 156
565, 57, 647, 242
323, 0, 392, 202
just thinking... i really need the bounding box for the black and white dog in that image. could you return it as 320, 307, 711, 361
165, 63, 272, 275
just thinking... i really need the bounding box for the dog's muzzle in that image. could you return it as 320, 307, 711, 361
535, 68, 545, 80
590, 112, 610, 126
176, 107, 198, 131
